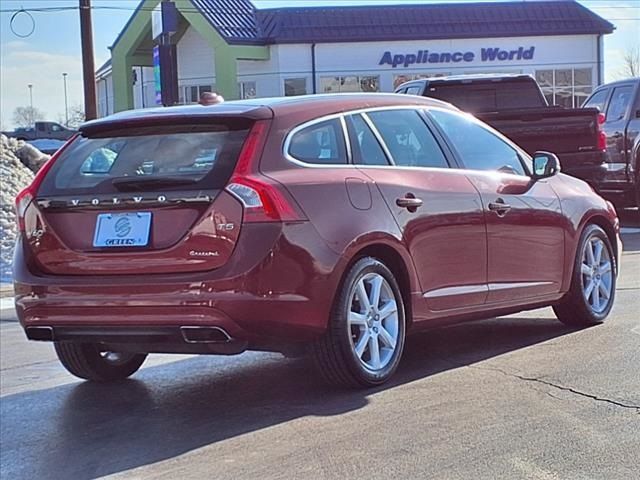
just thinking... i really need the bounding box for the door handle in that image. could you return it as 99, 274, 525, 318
488, 198, 511, 216
396, 196, 423, 211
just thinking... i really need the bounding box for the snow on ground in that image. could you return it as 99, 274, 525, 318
0, 135, 50, 283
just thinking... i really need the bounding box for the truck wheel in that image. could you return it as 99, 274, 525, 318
54, 342, 147, 382
311, 257, 406, 388
553, 224, 616, 327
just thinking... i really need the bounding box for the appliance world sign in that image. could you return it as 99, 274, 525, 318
379, 46, 536, 68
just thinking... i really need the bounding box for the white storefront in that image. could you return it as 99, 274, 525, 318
96, 0, 613, 117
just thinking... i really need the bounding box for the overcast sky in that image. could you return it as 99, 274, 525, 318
0, 0, 638, 129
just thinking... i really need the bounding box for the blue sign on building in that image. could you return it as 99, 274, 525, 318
380, 46, 535, 68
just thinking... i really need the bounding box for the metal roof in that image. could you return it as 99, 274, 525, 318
253, 0, 615, 44
190, 0, 263, 45
110, 0, 615, 51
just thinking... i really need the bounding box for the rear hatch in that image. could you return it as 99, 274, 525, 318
24, 118, 256, 275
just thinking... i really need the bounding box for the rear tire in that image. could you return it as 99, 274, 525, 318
54, 342, 147, 382
553, 224, 616, 327
311, 257, 406, 388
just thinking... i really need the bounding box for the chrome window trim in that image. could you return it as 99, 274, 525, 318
283, 105, 452, 169
283, 112, 355, 169
359, 112, 396, 166
340, 115, 353, 163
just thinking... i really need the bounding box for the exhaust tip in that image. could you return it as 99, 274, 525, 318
25, 326, 54, 341
180, 326, 231, 344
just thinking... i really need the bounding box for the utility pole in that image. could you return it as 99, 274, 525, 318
28, 84, 33, 110
62, 73, 69, 125
79, 0, 97, 120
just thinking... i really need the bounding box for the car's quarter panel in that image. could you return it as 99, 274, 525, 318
360, 167, 487, 313
262, 167, 427, 319
464, 171, 566, 302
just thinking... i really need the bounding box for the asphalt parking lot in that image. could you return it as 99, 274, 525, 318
1, 212, 638, 480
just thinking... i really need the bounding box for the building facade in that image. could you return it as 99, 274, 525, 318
96, 0, 614, 117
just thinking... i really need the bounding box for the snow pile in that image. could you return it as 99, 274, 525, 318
0, 134, 50, 282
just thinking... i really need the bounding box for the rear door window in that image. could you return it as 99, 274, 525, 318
38, 123, 251, 195
288, 118, 348, 165
366, 109, 449, 168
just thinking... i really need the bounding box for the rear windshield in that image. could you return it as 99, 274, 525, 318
39, 122, 251, 196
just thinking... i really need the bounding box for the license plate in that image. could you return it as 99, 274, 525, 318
93, 212, 152, 248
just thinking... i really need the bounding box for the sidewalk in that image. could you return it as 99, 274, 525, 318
0, 283, 14, 299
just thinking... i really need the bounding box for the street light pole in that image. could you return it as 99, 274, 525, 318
62, 73, 69, 126
28, 84, 34, 126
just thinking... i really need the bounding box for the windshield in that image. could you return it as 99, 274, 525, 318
38, 123, 251, 196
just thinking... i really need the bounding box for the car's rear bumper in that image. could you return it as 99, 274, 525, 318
13, 222, 343, 353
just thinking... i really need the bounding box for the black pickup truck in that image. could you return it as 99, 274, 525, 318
2, 121, 76, 142
583, 77, 639, 209
395, 74, 611, 201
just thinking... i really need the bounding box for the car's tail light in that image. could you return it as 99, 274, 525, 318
226, 121, 305, 223
15, 134, 77, 232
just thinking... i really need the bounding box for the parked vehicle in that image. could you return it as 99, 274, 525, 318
582, 77, 640, 208
2, 121, 76, 141
13, 94, 621, 387
394, 75, 614, 201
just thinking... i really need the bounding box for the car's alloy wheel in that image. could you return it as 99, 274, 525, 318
580, 236, 613, 314
312, 257, 406, 388
348, 272, 400, 372
554, 224, 616, 327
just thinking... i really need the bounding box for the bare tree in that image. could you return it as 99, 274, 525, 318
12, 106, 44, 128
66, 104, 86, 128
618, 46, 639, 79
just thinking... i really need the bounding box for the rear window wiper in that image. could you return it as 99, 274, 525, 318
112, 176, 198, 191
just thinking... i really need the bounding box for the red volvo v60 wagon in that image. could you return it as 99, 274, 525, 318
13, 94, 621, 387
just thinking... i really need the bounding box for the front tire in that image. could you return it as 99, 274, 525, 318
54, 342, 147, 382
553, 224, 616, 327
311, 257, 406, 388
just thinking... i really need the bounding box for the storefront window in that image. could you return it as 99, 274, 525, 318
284, 78, 307, 96
238, 81, 256, 99
180, 84, 214, 104
320, 76, 380, 93
535, 68, 592, 108
393, 73, 449, 89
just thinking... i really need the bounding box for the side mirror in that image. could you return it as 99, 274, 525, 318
532, 151, 561, 180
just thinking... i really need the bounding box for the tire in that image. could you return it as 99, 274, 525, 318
311, 257, 406, 388
54, 342, 147, 382
553, 224, 616, 327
